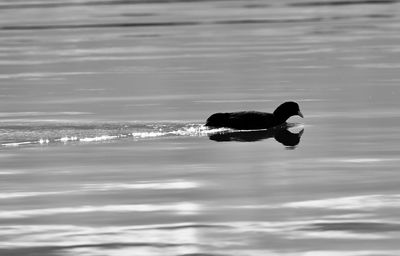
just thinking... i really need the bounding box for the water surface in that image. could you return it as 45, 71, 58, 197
1, 0, 400, 255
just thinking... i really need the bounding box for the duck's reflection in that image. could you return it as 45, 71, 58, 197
209, 127, 304, 147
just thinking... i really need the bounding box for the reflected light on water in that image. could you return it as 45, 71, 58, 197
0, 202, 201, 219
62, 246, 200, 256
0, 180, 200, 199
1, 219, 399, 255
223, 194, 400, 211
59, 249, 400, 256
340, 158, 389, 163
284, 194, 400, 210
0, 191, 68, 199
82, 181, 199, 190
287, 230, 387, 240
316, 157, 400, 164
0, 171, 22, 175
0, 224, 202, 255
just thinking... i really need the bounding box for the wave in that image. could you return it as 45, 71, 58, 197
290, 0, 399, 7
0, 0, 233, 10
0, 21, 200, 31
0, 17, 337, 32
2, 13, 393, 32
0, 122, 230, 147
2, 0, 397, 10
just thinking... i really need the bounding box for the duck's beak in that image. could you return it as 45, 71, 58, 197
298, 110, 304, 118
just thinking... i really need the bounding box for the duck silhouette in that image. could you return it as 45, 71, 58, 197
205, 101, 303, 130
209, 126, 304, 146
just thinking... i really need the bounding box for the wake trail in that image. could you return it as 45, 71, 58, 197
0, 122, 231, 147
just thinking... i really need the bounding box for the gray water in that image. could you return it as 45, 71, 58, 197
1, 0, 400, 255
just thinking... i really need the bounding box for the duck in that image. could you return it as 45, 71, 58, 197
205, 101, 303, 130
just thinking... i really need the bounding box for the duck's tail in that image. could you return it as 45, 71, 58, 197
205, 113, 229, 128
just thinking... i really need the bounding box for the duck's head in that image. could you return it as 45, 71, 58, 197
273, 101, 303, 122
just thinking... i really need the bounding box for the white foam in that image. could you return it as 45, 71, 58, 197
170, 125, 231, 136
131, 132, 165, 138
56, 136, 79, 142
79, 135, 119, 142
38, 138, 49, 144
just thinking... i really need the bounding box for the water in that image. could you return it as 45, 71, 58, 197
1, 0, 400, 255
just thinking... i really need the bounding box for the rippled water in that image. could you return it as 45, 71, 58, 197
1, 0, 400, 255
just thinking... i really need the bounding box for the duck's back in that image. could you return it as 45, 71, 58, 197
206, 111, 275, 130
